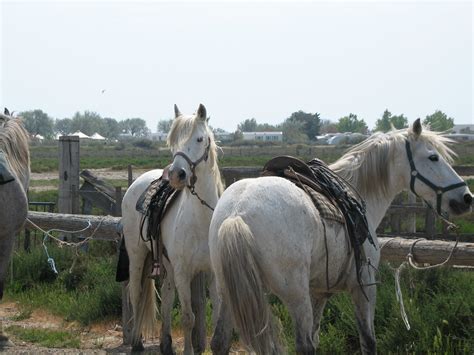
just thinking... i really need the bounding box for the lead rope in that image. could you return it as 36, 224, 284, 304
381, 218, 460, 331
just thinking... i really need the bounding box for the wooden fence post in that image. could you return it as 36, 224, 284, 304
58, 136, 80, 214
407, 192, 417, 233
425, 209, 436, 238
114, 187, 123, 217
127, 165, 133, 187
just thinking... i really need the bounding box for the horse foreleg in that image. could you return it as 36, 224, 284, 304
208, 271, 219, 330
310, 293, 329, 349
175, 272, 195, 355
191, 272, 206, 354
160, 258, 176, 355
350, 286, 377, 355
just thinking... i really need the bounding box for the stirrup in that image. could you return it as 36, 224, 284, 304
150, 261, 160, 279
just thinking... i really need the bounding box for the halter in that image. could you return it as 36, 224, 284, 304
172, 137, 214, 211
405, 139, 466, 215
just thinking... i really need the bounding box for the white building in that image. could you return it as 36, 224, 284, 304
242, 131, 283, 142
214, 131, 233, 142
148, 132, 168, 142
452, 124, 474, 134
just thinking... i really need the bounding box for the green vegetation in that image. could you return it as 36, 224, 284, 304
6, 326, 81, 348
5, 245, 473, 353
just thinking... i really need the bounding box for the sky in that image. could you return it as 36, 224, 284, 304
1, 0, 472, 132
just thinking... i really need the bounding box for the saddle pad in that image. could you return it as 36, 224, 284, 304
306, 188, 345, 224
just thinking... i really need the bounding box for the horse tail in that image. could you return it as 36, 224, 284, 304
130, 252, 157, 343
216, 216, 281, 355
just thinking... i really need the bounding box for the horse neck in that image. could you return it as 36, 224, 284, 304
331, 146, 407, 231
185, 163, 220, 209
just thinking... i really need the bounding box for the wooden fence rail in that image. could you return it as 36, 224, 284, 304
25, 211, 474, 266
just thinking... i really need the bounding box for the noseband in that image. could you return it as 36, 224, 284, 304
172, 137, 214, 211
405, 139, 466, 215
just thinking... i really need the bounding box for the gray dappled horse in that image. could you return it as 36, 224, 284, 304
209, 120, 472, 355
0, 109, 30, 347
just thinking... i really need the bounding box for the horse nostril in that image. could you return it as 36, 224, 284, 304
178, 168, 186, 181
463, 193, 473, 205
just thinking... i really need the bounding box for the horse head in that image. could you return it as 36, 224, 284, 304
167, 103, 213, 190
403, 118, 472, 218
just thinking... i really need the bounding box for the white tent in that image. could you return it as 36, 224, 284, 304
71, 131, 91, 139
90, 132, 106, 140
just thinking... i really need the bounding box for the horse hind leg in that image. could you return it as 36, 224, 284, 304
129, 248, 156, 351
311, 293, 329, 350
350, 286, 377, 355
160, 258, 176, 355
285, 294, 316, 355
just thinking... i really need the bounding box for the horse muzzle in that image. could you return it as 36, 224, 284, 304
449, 193, 473, 216
168, 166, 187, 190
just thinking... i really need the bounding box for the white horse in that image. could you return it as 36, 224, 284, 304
209, 120, 472, 355
0, 110, 30, 348
121, 104, 223, 354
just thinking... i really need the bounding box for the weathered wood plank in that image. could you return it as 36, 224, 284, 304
26, 211, 121, 241
80, 169, 116, 197
379, 237, 474, 266
25, 212, 474, 266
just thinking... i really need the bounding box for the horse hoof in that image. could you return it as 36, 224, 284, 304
131, 343, 145, 352
160, 335, 175, 355
0, 336, 14, 348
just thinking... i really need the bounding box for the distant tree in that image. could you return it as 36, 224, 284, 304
121, 118, 149, 136
282, 119, 307, 143
374, 109, 408, 132
233, 130, 243, 141
423, 110, 454, 132
319, 119, 338, 134
100, 118, 121, 139
256, 123, 280, 132
55, 118, 73, 135
157, 119, 173, 133
337, 113, 368, 134
70, 111, 103, 136
20, 109, 55, 138
285, 110, 320, 140
237, 118, 258, 132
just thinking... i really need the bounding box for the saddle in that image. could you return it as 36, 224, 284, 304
262, 155, 375, 291
115, 167, 180, 282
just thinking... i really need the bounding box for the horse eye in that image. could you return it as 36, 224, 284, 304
197, 137, 204, 143
429, 155, 439, 162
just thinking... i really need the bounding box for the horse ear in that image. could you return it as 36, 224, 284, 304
174, 104, 181, 118
412, 118, 422, 138
197, 104, 207, 122
4, 108, 10, 116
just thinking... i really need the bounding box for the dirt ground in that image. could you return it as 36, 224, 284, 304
30, 168, 150, 192
0, 301, 179, 354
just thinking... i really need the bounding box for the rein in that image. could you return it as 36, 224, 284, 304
173, 137, 215, 211
405, 139, 466, 216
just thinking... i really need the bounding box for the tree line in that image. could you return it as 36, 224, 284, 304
19, 107, 455, 142
20, 110, 149, 140
227, 109, 454, 142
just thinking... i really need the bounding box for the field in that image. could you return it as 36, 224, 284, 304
3, 139, 474, 353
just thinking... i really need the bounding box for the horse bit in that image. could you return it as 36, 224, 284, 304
405, 139, 466, 216
173, 137, 215, 211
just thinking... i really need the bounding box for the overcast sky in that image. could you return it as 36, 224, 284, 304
1, 1, 472, 132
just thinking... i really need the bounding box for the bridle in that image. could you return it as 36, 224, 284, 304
405, 139, 466, 216
172, 137, 214, 211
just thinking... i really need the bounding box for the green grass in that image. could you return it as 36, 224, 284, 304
6, 325, 81, 348
5, 245, 474, 353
